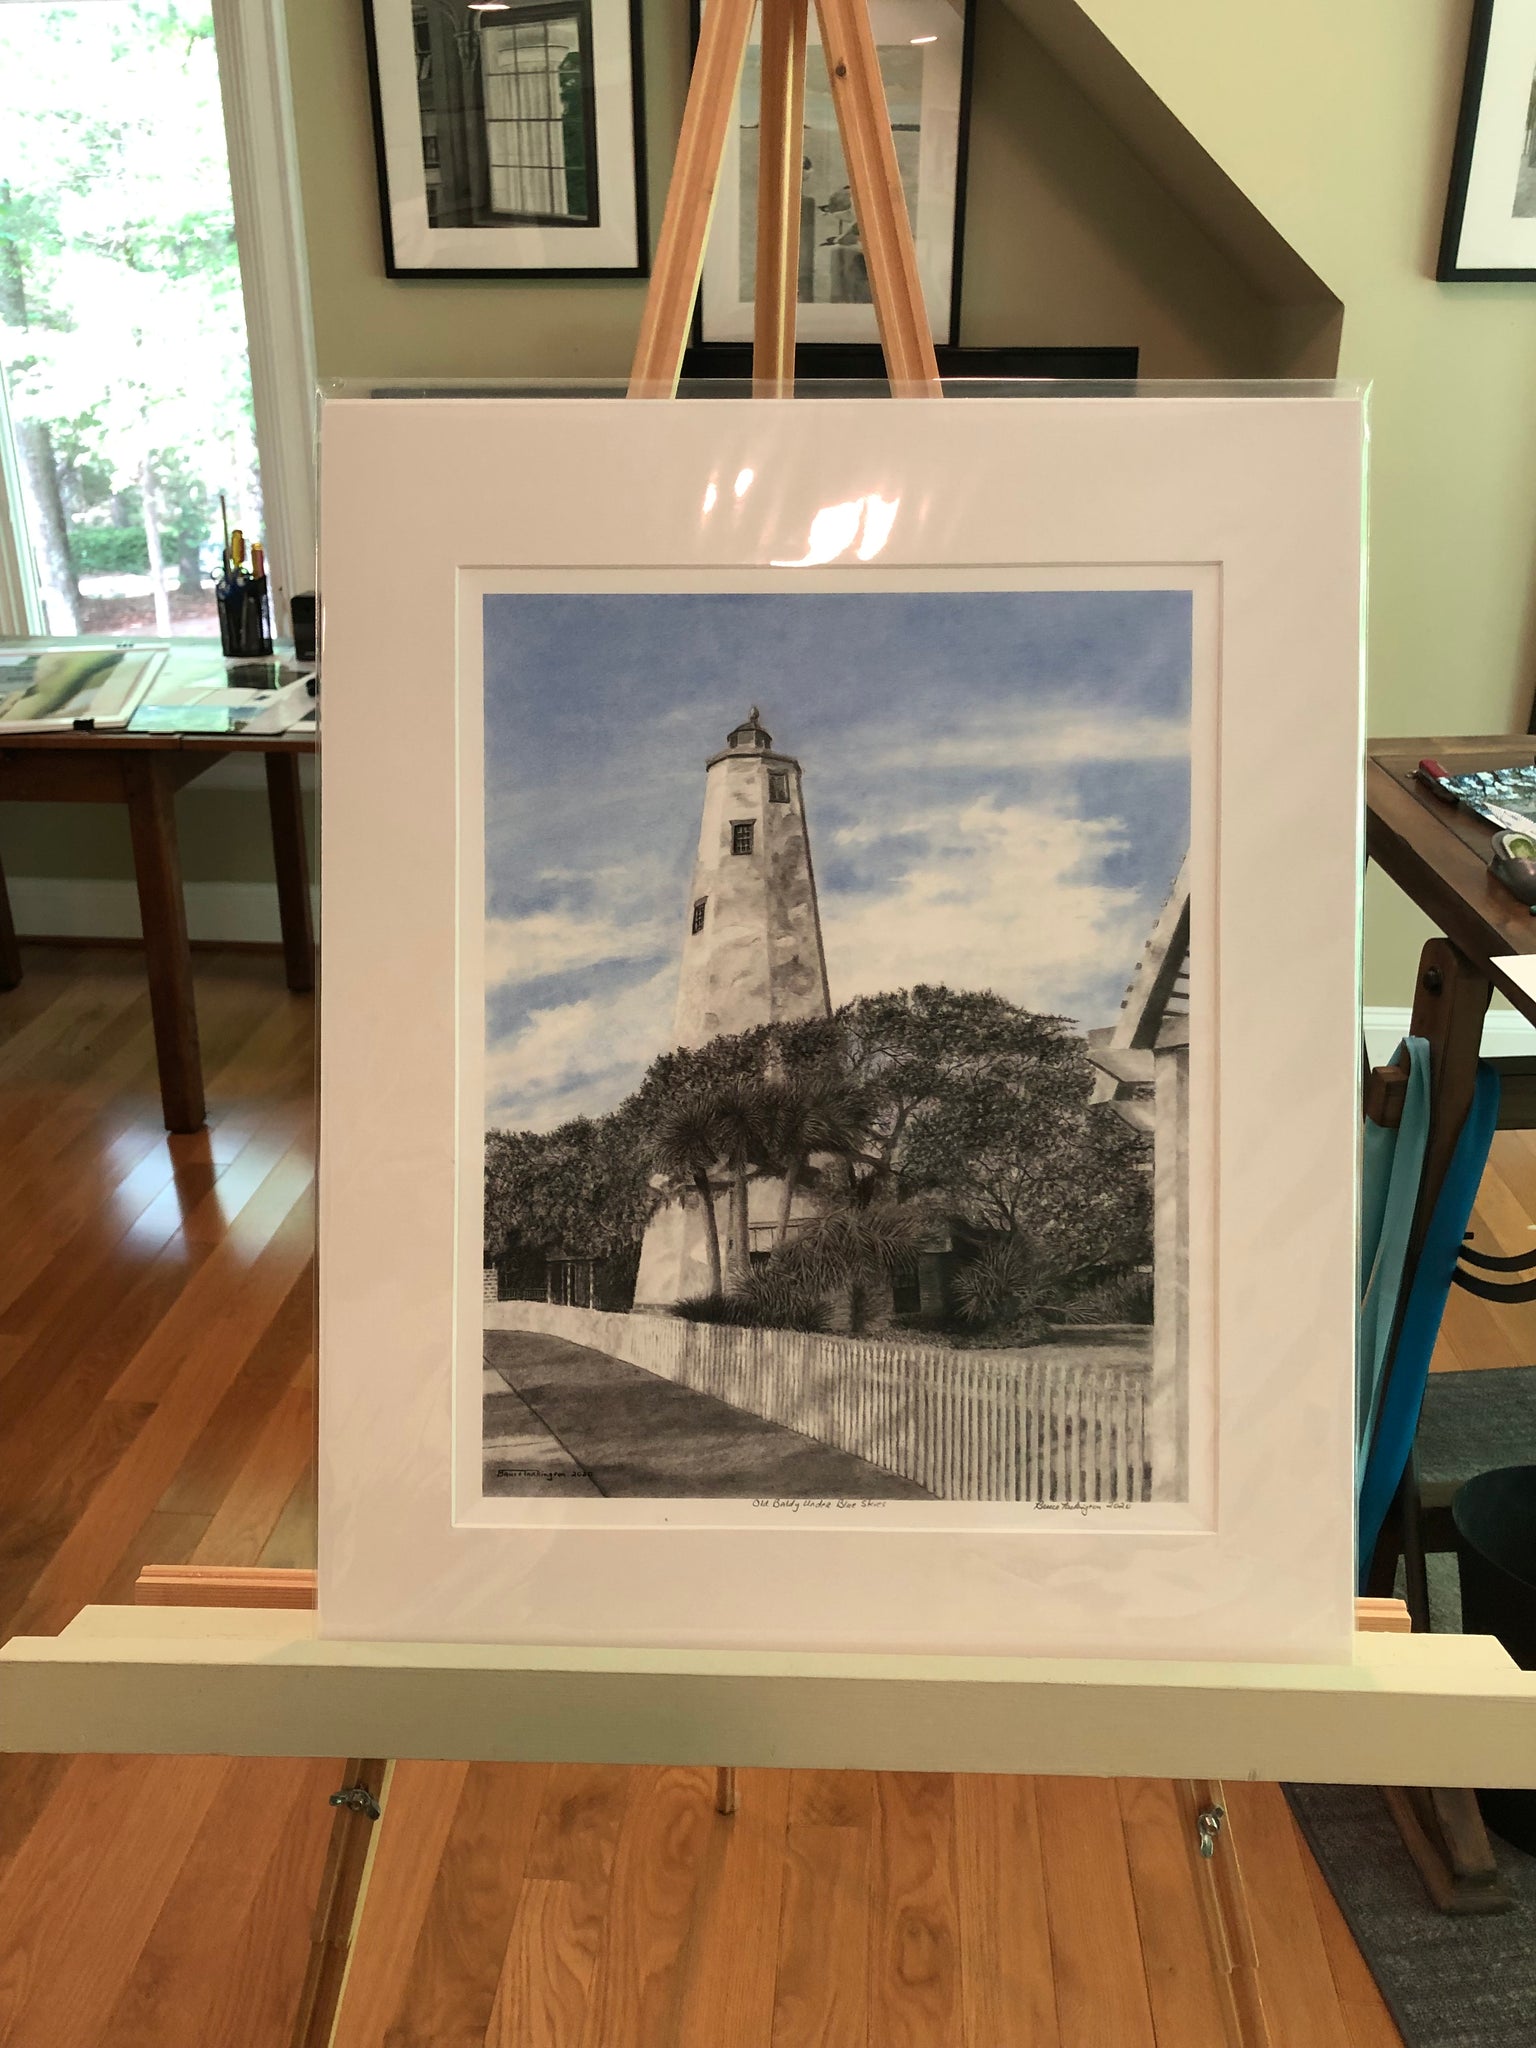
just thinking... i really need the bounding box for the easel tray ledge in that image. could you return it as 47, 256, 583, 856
3, 1607, 1533, 1789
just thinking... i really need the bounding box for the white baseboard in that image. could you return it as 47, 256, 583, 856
1363, 1004, 1536, 1067
11, 876, 319, 946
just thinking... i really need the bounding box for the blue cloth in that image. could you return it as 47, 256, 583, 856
1358, 1040, 1430, 1488
1357, 1052, 1501, 1588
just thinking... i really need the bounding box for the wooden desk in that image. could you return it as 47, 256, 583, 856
1367, 736, 1536, 1025
0, 722, 314, 1133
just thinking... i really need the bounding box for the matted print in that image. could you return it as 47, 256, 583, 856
476, 581, 1200, 1513
319, 391, 1363, 1657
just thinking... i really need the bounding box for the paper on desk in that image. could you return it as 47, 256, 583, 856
147, 683, 269, 709
237, 677, 314, 735
1492, 956, 1536, 1005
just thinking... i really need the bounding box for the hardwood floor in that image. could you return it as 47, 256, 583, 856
12, 947, 1529, 2045
0, 947, 331, 2048
1434, 1128, 1536, 1372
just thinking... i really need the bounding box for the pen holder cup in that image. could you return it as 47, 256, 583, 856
217, 576, 273, 659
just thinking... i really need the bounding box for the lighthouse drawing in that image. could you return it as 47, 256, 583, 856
632, 707, 832, 1308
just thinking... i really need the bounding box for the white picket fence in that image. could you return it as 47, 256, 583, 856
485, 1299, 1152, 1503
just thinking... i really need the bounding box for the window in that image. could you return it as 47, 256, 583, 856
480, 6, 598, 227
731, 820, 755, 856
0, 0, 316, 639
691, 897, 707, 934
768, 770, 790, 803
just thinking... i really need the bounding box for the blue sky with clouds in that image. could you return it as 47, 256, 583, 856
484, 588, 1190, 1132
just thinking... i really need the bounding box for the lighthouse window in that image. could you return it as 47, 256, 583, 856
691, 898, 707, 933
731, 820, 755, 856
768, 771, 790, 803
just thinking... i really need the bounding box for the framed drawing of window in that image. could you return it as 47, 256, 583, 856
318, 386, 1365, 1664
695, 0, 973, 344
1439, 0, 1536, 280
362, 0, 648, 276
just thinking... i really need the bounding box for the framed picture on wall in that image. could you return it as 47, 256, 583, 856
1438, 0, 1536, 280
362, 0, 648, 277
695, 0, 974, 344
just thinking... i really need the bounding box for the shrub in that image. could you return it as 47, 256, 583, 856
1052, 1267, 1155, 1326
671, 1273, 829, 1333
672, 1292, 735, 1323
953, 1240, 1039, 1323
71, 528, 150, 575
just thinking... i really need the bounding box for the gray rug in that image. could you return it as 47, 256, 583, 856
1287, 1366, 1536, 2046
1287, 1785, 1536, 2048
1418, 1365, 1536, 1491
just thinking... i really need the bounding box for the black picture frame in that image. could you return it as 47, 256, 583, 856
1438, 0, 1536, 282
678, 343, 1140, 388
361, 0, 650, 280
688, 0, 977, 348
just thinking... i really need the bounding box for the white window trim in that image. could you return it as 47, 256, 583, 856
212, 0, 317, 636
0, 371, 44, 635
0, 0, 316, 639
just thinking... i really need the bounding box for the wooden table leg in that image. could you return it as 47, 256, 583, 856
1365, 937, 1509, 1913
265, 753, 315, 994
0, 842, 21, 990
123, 753, 205, 1132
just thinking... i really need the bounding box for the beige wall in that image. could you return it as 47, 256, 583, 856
7, 0, 1532, 1006
285, 0, 1301, 382
1015, 0, 1536, 1001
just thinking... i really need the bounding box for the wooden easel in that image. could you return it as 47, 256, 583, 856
122, 25, 1413, 2042
627, 0, 942, 397
137, 1564, 1411, 2048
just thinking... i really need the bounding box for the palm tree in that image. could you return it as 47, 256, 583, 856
758, 1074, 872, 1247
707, 1079, 775, 1289
774, 1202, 933, 1334
650, 1100, 729, 1295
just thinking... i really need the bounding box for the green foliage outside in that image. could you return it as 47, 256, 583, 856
484, 983, 1153, 1343
70, 527, 151, 576
0, 2, 259, 627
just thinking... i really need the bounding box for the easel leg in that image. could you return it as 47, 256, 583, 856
1177, 1780, 1270, 2048
289, 1760, 390, 2048
715, 1765, 738, 1815
813, 0, 942, 393
753, 0, 809, 396
629, 0, 759, 397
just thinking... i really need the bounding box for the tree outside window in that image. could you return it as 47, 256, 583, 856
0, 1, 262, 636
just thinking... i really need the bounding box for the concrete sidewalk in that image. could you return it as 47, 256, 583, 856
483, 1328, 931, 1500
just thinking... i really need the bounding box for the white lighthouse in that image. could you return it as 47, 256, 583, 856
633, 708, 832, 1308
670, 707, 831, 1047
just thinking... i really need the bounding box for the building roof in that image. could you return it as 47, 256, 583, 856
1087, 857, 1190, 1131
726, 706, 773, 751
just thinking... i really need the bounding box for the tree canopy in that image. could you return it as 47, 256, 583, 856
484, 983, 1152, 1304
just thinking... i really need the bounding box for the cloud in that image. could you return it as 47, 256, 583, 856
866, 705, 1188, 774
484, 908, 670, 989
820, 796, 1150, 1019
486, 965, 675, 1132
